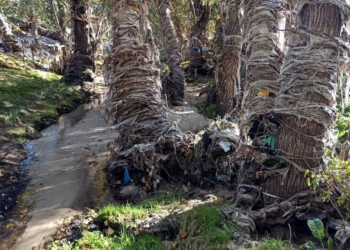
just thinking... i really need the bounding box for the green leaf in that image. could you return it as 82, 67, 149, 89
303, 242, 316, 250
263, 136, 276, 149
307, 219, 325, 241
328, 237, 334, 250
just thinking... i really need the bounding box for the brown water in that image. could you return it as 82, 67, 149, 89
2, 89, 113, 250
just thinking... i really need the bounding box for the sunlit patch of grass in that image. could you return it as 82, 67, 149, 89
51, 191, 185, 250
98, 190, 185, 227
0, 53, 83, 142
51, 230, 166, 250
251, 238, 294, 250
176, 204, 231, 250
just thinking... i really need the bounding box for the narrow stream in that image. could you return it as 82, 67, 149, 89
1, 89, 112, 250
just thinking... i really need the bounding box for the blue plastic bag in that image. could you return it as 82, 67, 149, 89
124, 169, 131, 184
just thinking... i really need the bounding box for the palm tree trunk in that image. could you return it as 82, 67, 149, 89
215, 0, 242, 117
29, 0, 38, 38
188, 0, 210, 74
65, 0, 95, 86
241, 0, 283, 135
156, 0, 185, 105
50, 0, 65, 43
104, 0, 174, 178
0, 13, 20, 52
264, 0, 350, 201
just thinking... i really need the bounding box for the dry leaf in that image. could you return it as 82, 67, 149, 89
107, 227, 114, 235
20, 208, 28, 215
172, 241, 178, 249
152, 239, 156, 243
104, 220, 108, 226
134, 229, 140, 236
180, 231, 188, 239
6, 224, 15, 229
26, 190, 35, 195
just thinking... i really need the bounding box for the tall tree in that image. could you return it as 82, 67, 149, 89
188, 0, 210, 74
156, 0, 185, 105
215, 0, 242, 117
28, 0, 38, 38
104, 0, 175, 178
264, 0, 350, 200
241, 0, 284, 144
65, 0, 95, 86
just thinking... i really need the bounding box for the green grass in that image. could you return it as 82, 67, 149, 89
51, 191, 185, 250
251, 238, 294, 250
51, 230, 166, 250
176, 204, 231, 250
98, 190, 184, 227
0, 54, 83, 142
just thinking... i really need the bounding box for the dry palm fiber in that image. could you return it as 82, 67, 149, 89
65, 0, 95, 86
241, 0, 284, 123
263, 0, 350, 200
215, 0, 243, 117
156, 0, 185, 105
104, 0, 179, 178
0, 13, 20, 52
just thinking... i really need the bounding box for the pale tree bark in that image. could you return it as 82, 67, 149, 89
104, 0, 177, 181
241, 0, 284, 141
215, 0, 242, 117
156, 0, 185, 105
0, 13, 20, 52
28, 0, 38, 38
65, 0, 95, 86
264, 0, 350, 200
50, 0, 65, 43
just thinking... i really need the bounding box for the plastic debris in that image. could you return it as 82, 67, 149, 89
124, 169, 131, 184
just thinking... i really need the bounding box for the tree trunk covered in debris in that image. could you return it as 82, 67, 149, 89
156, 0, 185, 105
50, 0, 65, 43
0, 13, 20, 52
104, 0, 176, 181
215, 0, 242, 117
65, 0, 95, 86
188, 0, 210, 74
264, 0, 350, 200
241, 0, 283, 128
29, 0, 38, 38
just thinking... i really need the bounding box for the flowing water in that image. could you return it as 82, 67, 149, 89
2, 90, 113, 250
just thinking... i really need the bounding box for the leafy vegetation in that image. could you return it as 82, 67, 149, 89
0, 54, 83, 142
251, 238, 294, 250
301, 219, 334, 250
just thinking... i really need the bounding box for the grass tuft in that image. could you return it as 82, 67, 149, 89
251, 238, 294, 250
177, 204, 231, 250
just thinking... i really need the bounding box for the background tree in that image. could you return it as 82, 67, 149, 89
155, 0, 185, 105
264, 0, 350, 200
188, 0, 210, 74
215, 0, 242, 117
65, 0, 96, 86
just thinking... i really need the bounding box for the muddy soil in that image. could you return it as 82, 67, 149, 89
0, 89, 113, 250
